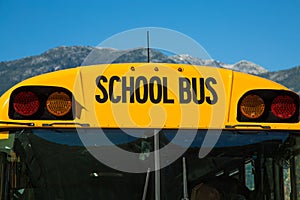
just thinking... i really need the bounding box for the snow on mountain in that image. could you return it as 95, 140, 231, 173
230, 60, 268, 74
169, 55, 268, 75
169, 54, 207, 65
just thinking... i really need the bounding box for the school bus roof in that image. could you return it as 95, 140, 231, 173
0, 63, 298, 130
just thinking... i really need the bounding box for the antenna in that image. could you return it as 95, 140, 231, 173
147, 31, 150, 63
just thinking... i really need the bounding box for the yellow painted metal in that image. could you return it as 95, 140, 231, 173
0, 131, 9, 140
74, 63, 229, 129
0, 63, 297, 130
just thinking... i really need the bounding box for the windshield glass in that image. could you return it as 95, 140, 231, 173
0, 128, 298, 200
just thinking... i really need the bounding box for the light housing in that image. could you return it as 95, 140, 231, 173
237, 90, 299, 123
9, 86, 74, 120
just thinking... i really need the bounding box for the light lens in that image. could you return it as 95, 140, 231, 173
13, 91, 40, 116
240, 94, 265, 119
46, 92, 72, 117
271, 95, 296, 119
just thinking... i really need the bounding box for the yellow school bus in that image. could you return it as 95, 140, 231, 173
0, 62, 299, 200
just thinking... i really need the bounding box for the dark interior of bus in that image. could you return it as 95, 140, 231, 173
0, 129, 299, 200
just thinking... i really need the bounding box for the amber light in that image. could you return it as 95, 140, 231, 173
46, 92, 72, 117
240, 94, 265, 119
13, 91, 40, 116
271, 95, 296, 119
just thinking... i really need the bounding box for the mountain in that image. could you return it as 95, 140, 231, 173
82, 47, 175, 65
260, 66, 300, 94
169, 55, 268, 75
169, 54, 224, 68
0, 46, 93, 94
223, 60, 268, 74
0, 46, 297, 94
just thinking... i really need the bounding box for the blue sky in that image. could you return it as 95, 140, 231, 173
0, 0, 300, 71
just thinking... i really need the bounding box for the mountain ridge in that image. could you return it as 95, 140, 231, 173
0, 46, 298, 94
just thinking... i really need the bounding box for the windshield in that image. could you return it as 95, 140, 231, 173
0, 128, 299, 200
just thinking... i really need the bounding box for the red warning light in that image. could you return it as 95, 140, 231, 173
271, 95, 296, 119
13, 91, 40, 116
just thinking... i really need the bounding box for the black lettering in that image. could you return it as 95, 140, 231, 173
122, 76, 135, 103
192, 78, 205, 104
109, 76, 121, 103
95, 76, 108, 103
163, 77, 174, 103
179, 77, 191, 103
149, 76, 162, 104
135, 76, 148, 103
205, 77, 218, 104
